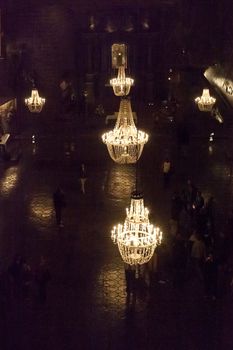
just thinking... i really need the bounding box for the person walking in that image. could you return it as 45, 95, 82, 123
53, 187, 66, 226
193, 191, 205, 213
125, 263, 136, 295
189, 232, 206, 281
162, 158, 171, 188
124, 263, 136, 309
79, 163, 87, 194
171, 192, 183, 221
20, 259, 33, 299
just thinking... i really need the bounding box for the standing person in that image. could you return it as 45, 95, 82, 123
171, 192, 183, 221
59, 78, 76, 118
183, 179, 198, 213
193, 191, 205, 213
190, 232, 206, 281
20, 259, 33, 299
79, 163, 87, 194
35, 256, 51, 304
53, 187, 66, 227
193, 190, 205, 228
125, 263, 136, 295
78, 91, 86, 122
124, 263, 136, 309
162, 158, 171, 188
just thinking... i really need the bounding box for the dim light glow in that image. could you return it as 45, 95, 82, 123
195, 89, 216, 112
110, 66, 134, 96
25, 89, 45, 113
30, 194, 53, 225
102, 98, 148, 164
111, 192, 162, 265
0, 166, 19, 196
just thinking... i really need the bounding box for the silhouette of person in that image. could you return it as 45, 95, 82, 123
162, 158, 171, 188
21, 259, 33, 299
124, 263, 137, 311
79, 163, 87, 194
53, 187, 66, 226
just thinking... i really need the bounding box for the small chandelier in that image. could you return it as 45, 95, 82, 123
110, 66, 134, 96
112, 192, 162, 265
102, 97, 148, 164
25, 88, 45, 113
195, 89, 216, 112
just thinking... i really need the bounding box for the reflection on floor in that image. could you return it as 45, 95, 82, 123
0, 104, 233, 350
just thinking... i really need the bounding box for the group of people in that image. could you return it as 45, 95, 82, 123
0, 255, 51, 306
124, 178, 233, 303
169, 179, 232, 299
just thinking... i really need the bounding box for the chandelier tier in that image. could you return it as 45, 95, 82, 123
110, 66, 134, 96
111, 192, 162, 265
195, 89, 216, 112
102, 98, 148, 164
25, 89, 45, 113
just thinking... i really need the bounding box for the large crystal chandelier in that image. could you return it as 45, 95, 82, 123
111, 192, 162, 265
102, 97, 148, 164
25, 88, 45, 113
110, 66, 134, 96
195, 89, 216, 112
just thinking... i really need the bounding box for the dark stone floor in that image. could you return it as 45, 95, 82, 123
0, 98, 233, 350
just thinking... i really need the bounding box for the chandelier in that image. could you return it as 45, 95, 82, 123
25, 89, 45, 113
110, 66, 134, 96
102, 98, 148, 164
111, 192, 162, 265
195, 89, 216, 112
